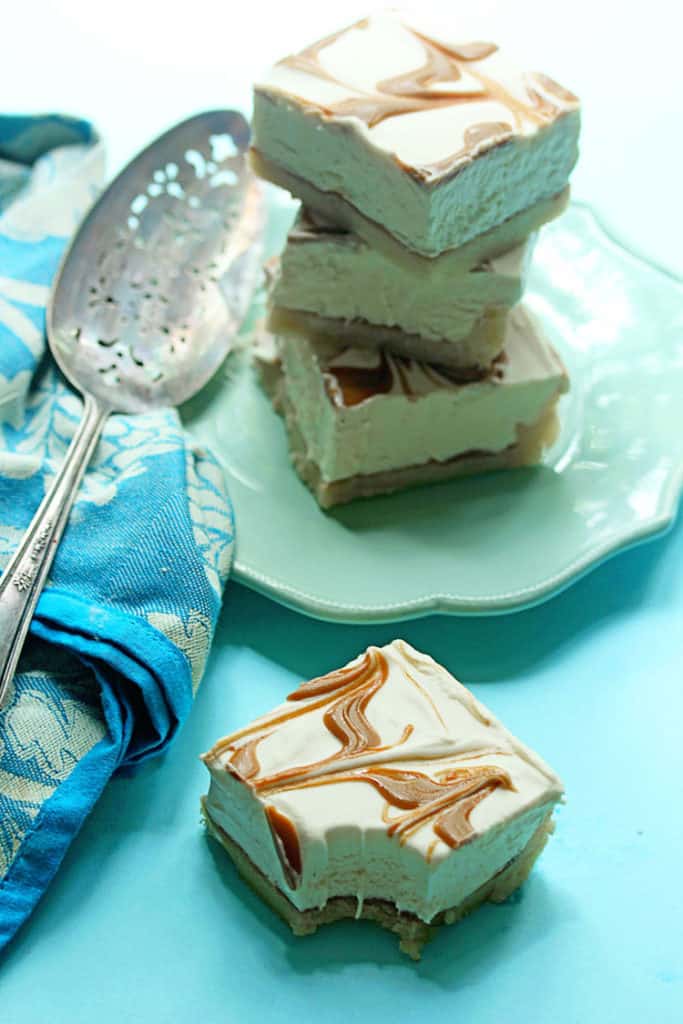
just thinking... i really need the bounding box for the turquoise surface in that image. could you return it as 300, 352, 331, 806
3, 523, 683, 1019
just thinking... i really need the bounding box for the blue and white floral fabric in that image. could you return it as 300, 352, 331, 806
0, 115, 234, 947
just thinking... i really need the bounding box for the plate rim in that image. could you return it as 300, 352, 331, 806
226, 200, 683, 621
233, 507, 678, 622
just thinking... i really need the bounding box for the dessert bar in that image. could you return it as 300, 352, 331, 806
252, 13, 580, 256
202, 640, 564, 958
270, 209, 532, 366
257, 306, 568, 508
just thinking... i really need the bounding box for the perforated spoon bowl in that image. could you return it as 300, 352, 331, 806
0, 110, 263, 705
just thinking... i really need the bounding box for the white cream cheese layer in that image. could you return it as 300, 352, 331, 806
273, 211, 532, 344
272, 305, 568, 482
203, 640, 564, 922
252, 12, 580, 255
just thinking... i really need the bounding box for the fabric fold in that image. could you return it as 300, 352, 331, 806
0, 114, 235, 948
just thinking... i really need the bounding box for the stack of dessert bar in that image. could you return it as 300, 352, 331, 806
251, 13, 580, 508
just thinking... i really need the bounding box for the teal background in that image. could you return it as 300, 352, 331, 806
3, 0, 682, 1020
2, 528, 682, 1020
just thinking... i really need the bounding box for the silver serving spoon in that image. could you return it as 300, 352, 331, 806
0, 110, 263, 706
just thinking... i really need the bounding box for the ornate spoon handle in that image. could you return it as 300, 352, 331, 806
0, 394, 109, 707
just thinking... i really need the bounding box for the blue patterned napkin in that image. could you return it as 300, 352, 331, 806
0, 115, 235, 947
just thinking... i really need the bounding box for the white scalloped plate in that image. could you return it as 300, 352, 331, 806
183, 198, 683, 621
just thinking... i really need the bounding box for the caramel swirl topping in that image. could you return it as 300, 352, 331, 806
324, 351, 489, 408
325, 355, 395, 407
222, 647, 513, 884
254, 648, 403, 795
265, 805, 302, 888
273, 18, 578, 179
279, 24, 504, 130
273, 764, 513, 849
229, 735, 265, 781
